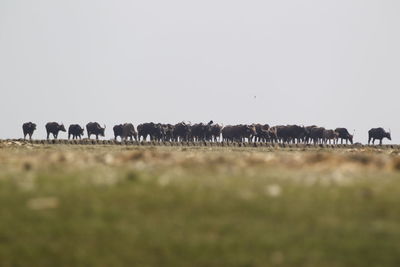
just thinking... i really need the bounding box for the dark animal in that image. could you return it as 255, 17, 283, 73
267, 127, 278, 143
290, 125, 307, 143
335, 128, 353, 144
304, 125, 318, 144
191, 121, 215, 142
86, 122, 106, 140
113, 124, 124, 141
368, 128, 391, 145
323, 129, 338, 144
137, 122, 164, 141
191, 123, 208, 142
253, 124, 270, 142
221, 126, 235, 142
273, 125, 285, 143
244, 124, 257, 143
155, 123, 166, 141
207, 123, 222, 142
45, 122, 66, 140
252, 124, 271, 142
162, 124, 175, 142
122, 123, 138, 141
309, 127, 325, 145
173, 122, 191, 142
68, 124, 84, 140
276, 125, 306, 143
222, 125, 255, 143
22, 122, 37, 140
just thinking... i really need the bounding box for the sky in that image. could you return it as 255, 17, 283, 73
0, 0, 399, 143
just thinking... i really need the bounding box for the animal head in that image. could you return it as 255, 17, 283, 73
60, 124, 66, 132
245, 125, 256, 135
100, 127, 105, 136
386, 131, 392, 140
349, 134, 354, 144
156, 124, 165, 135
268, 129, 277, 138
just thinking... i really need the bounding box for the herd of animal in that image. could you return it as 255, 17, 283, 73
21, 121, 393, 145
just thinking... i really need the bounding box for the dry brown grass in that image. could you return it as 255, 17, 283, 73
1, 143, 400, 266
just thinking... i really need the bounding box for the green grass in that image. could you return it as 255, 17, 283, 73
0, 145, 400, 266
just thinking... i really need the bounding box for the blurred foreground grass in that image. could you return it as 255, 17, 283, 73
1, 143, 400, 267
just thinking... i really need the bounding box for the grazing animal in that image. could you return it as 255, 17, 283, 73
68, 124, 84, 140
368, 128, 391, 145
22, 122, 37, 140
45, 122, 66, 140
335, 128, 353, 144
86, 122, 106, 140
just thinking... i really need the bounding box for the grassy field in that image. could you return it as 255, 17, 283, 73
1, 142, 400, 267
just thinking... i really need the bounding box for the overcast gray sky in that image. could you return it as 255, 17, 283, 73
1, 0, 399, 143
